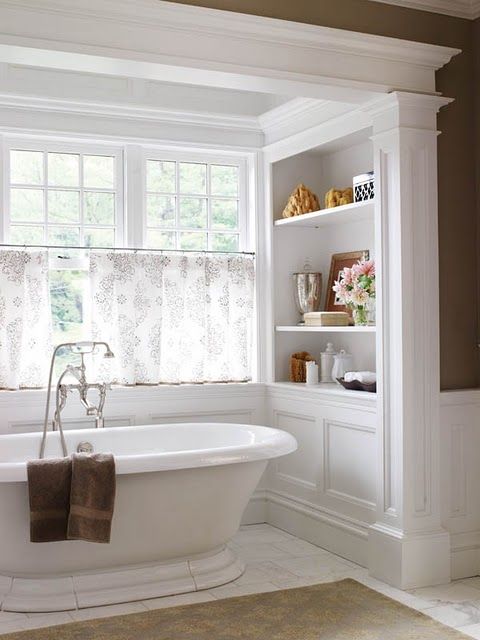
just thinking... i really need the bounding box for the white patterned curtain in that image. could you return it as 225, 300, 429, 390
0, 250, 52, 389
89, 251, 255, 384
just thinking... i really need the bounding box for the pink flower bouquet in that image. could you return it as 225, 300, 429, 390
332, 258, 375, 325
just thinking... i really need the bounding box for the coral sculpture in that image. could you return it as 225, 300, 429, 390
324, 187, 354, 209
282, 184, 320, 218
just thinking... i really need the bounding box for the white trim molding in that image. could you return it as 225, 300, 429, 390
367, 92, 452, 589
0, 0, 459, 102
371, 0, 480, 19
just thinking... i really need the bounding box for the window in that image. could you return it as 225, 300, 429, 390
1, 139, 253, 386
7, 145, 123, 248
145, 156, 245, 252
5, 142, 124, 355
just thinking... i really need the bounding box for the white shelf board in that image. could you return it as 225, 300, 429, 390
274, 199, 374, 228
276, 325, 376, 333
269, 381, 377, 401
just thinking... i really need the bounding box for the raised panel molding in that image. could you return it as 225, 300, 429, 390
150, 409, 253, 424
323, 419, 376, 511
450, 424, 467, 518
9, 415, 134, 433
272, 410, 319, 491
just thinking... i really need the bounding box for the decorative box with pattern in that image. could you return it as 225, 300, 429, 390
353, 171, 374, 202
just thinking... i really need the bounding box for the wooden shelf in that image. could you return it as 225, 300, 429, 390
276, 325, 376, 333
274, 199, 374, 228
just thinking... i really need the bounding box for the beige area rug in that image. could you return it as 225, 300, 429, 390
1, 579, 470, 639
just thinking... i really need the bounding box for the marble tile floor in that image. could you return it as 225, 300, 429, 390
1, 524, 480, 637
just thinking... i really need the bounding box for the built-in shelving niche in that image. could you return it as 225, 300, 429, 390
271, 131, 377, 396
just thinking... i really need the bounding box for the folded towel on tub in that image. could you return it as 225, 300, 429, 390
67, 453, 116, 544
27, 457, 72, 543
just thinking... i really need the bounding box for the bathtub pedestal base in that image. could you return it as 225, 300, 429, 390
1, 546, 244, 613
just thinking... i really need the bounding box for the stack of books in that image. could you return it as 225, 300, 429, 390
303, 311, 350, 327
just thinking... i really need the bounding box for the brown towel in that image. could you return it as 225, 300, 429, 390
27, 458, 72, 543
67, 453, 116, 544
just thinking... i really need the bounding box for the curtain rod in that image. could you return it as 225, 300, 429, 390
0, 243, 255, 256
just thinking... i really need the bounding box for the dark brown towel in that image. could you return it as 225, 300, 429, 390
67, 453, 116, 543
27, 458, 72, 543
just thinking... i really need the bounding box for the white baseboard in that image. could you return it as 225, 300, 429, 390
263, 489, 369, 567
450, 531, 480, 580
368, 523, 451, 589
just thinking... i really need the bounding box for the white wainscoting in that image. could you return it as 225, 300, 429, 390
263, 384, 377, 567
1, 382, 479, 578
440, 389, 480, 579
0, 383, 266, 435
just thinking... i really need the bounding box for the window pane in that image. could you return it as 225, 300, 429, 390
147, 229, 176, 249
211, 165, 238, 197
179, 163, 206, 195
84, 192, 115, 225
50, 270, 86, 344
179, 197, 207, 229
10, 188, 44, 222
10, 150, 43, 185
48, 190, 80, 223
48, 226, 80, 246
84, 228, 114, 248
147, 160, 175, 193
10, 225, 45, 244
211, 233, 239, 252
211, 199, 238, 230
48, 153, 79, 187
179, 232, 207, 250
147, 195, 175, 227
83, 155, 114, 188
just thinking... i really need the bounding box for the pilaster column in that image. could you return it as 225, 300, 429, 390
367, 92, 452, 589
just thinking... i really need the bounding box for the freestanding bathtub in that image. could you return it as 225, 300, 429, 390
0, 422, 296, 612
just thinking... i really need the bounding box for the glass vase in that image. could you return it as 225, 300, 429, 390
366, 297, 376, 326
352, 306, 368, 326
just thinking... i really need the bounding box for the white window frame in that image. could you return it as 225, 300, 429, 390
0, 136, 257, 381
142, 148, 249, 252
2, 137, 125, 254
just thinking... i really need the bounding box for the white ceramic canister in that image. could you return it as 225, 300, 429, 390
332, 349, 354, 384
320, 342, 336, 383
305, 360, 319, 385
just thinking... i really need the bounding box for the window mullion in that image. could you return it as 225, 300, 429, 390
174, 160, 179, 250
43, 151, 48, 244
0, 134, 6, 243
125, 144, 144, 248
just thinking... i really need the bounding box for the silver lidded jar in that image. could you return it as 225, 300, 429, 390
293, 258, 322, 324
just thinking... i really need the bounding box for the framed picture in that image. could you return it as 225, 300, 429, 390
325, 250, 370, 317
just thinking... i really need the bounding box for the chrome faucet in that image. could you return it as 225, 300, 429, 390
40, 341, 114, 458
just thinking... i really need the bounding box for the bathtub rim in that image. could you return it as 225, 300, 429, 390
0, 422, 297, 482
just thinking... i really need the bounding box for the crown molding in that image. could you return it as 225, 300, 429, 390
0, 0, 460, 100
0, 0, 459, 67
0, 93, 358, 148
371, 0, 480, 19
0, 93, 260, 131
259, 98, 353, 145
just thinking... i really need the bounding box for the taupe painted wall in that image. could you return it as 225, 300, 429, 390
165, 0, 478, 390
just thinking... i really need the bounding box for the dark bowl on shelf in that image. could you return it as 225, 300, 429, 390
336, 377, 376, 393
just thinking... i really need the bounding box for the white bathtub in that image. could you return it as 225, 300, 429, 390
0, 422, 296, 612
